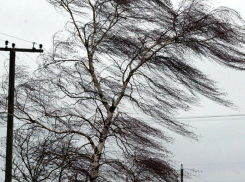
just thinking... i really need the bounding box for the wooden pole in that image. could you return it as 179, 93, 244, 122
0, 42, 43, 182
181, 164, 183, 182
5, 50, 15, 182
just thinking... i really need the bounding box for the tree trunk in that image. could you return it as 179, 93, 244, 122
91, 156, 100, 182
90, 112, 113, 182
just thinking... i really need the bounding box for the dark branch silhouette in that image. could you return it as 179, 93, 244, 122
1, 0, 245, 181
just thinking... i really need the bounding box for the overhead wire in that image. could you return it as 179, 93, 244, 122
180, 163, 245, 182
0, 52, 8, 59
1, 30, 245, 182
0, 37, 8, 43
186, 180, 245, 182
177, 114, 245, 120
191, 175, 208, 182
0, 113, 244, 128
186, 171, 245, 182
0, 33, 245, 124
0, 32, 48, 54
0, 32, 41, 44
132, 114, 245, 124
15, 46, 39, 65
0, 36, 41, 65
186, 162, 245, 166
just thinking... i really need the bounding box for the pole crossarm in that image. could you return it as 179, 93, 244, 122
0, 47, 43, 53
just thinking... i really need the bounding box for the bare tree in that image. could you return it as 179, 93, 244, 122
0, 125, 93, 182
1, 0, 245, 181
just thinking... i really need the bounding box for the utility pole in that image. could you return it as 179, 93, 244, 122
181, 164, 183, 182
0, 41, 43, 182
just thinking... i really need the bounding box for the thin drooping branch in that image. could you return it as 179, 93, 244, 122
1, 0, 245, 181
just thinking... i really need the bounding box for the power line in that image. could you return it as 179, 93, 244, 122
187, 181, 245, 182
0, 113, 244, 129
0, 40, 40, 65
188, 162, 245, 166
0, 42, 43, 182
0, 37, 8, 43
0, 52, 8, 59
192, 175, 208, 182
0, 32, 40, 44
134, 114, 245, 124
0, 33, 245, 123
16, 47, 39, 65
183, 165, 245, 182
176, 114, 245, 120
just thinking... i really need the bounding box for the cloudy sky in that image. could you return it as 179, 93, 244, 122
0, 0, 245, 182
169, 1, 245, 182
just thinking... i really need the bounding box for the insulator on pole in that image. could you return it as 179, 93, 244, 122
5, 40, 9, 48
32, 42, 36, 49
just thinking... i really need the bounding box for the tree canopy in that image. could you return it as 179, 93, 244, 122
1, 0, 245, 181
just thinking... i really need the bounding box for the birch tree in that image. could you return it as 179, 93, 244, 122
1, 0, 245, 181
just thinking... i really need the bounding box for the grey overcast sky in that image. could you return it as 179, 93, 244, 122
0, 0, 245, 182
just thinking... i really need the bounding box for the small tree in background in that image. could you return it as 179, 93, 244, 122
1, 0, 245, 181
0, 126, 93, 182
